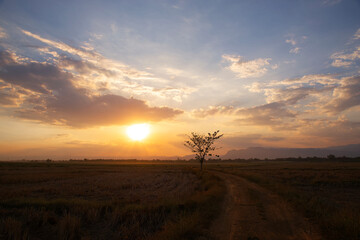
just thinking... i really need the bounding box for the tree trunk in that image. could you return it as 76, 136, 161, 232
200, 158, 203, 171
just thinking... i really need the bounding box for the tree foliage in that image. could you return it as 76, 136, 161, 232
184, 130, 223, 170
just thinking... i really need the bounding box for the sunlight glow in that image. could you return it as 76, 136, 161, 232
126, 123, 150, 141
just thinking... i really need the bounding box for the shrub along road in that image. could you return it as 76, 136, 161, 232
210, 171, 322, 240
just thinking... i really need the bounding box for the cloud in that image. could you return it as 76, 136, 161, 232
222, 54, 275, 78
290, 47, 300, 54
220, 134, 286, 148
262, 137, 284, 142
0, 26, 8, 39
322, 0, 342, 6
331, 47, 360, 61
221, 134, 262, 148
235, 102, 297, 127
195, 74, 338, 112
20, 29, 145, 80
331, 59, 352, 68
110, 23, 118, 34
354, 28, 360, 40
0, 86, 21, 106
273, 73, 338, 85
21, 29, 99, 60
192, 100, 297, 129
164, 67, 184, 77
299, 117, 360, 143
19, 28, 193, 104
0, 50, 183, 127
247, 74, 338, 106
271, 64, 279, 70
192, 105, 235, 118
248, 73, 360, 115
331, 46, 360, 68
191, 73, 359, 132
324, 76, 360, 113
285, 38, 297, 46
285, 35, 306, 54
58, 55, 115, 77
330, 28, 360, 68
90, 33, 103, 40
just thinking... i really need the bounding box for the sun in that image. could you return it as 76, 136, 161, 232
126, 123, 150, 141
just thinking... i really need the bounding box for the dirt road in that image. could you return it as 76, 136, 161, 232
210, 171, 321, 240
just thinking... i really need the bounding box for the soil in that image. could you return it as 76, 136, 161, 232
210, 171, 322, 240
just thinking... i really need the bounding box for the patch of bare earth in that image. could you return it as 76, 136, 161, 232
210, 171, 321, 240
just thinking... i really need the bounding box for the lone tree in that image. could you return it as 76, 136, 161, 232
184, 130, 223, 170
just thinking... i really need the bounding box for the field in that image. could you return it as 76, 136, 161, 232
0, 161, 225, 240
1, 159, 359, 240
210, 160, 360, 240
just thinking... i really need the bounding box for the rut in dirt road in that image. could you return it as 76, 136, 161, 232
210, 171, 321, 240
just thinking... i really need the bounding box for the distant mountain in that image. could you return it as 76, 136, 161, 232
222, 144, 360, 159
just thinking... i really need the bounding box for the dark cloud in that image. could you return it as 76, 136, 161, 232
220, 134, 286, 148
0, 89, 19, 106
97, 82, 109, 92
325, 76, 360, 113
0, 51, 182, 127
0, 51, 16, 66
221, 134, 262, 148
59, 55, 115, 77
262, 137, 284, 142
235, 102, 296, 126
192, 100, 298, 129
0, 79, 27, 106
299, 118, 360, 143
265, 86, 330, 104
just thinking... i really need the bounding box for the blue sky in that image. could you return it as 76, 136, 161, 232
0, 0, 360, 159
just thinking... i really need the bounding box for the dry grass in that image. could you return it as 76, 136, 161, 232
0, 161, 225, 240
0, 217, 28, 240
0, 163, 199, 203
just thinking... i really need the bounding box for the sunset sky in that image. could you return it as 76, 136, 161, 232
0, 0, 360, 160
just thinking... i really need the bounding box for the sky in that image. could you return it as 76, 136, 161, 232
0, 0, 359, 160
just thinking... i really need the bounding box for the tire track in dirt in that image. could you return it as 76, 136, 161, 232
210, 171, 321, 240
